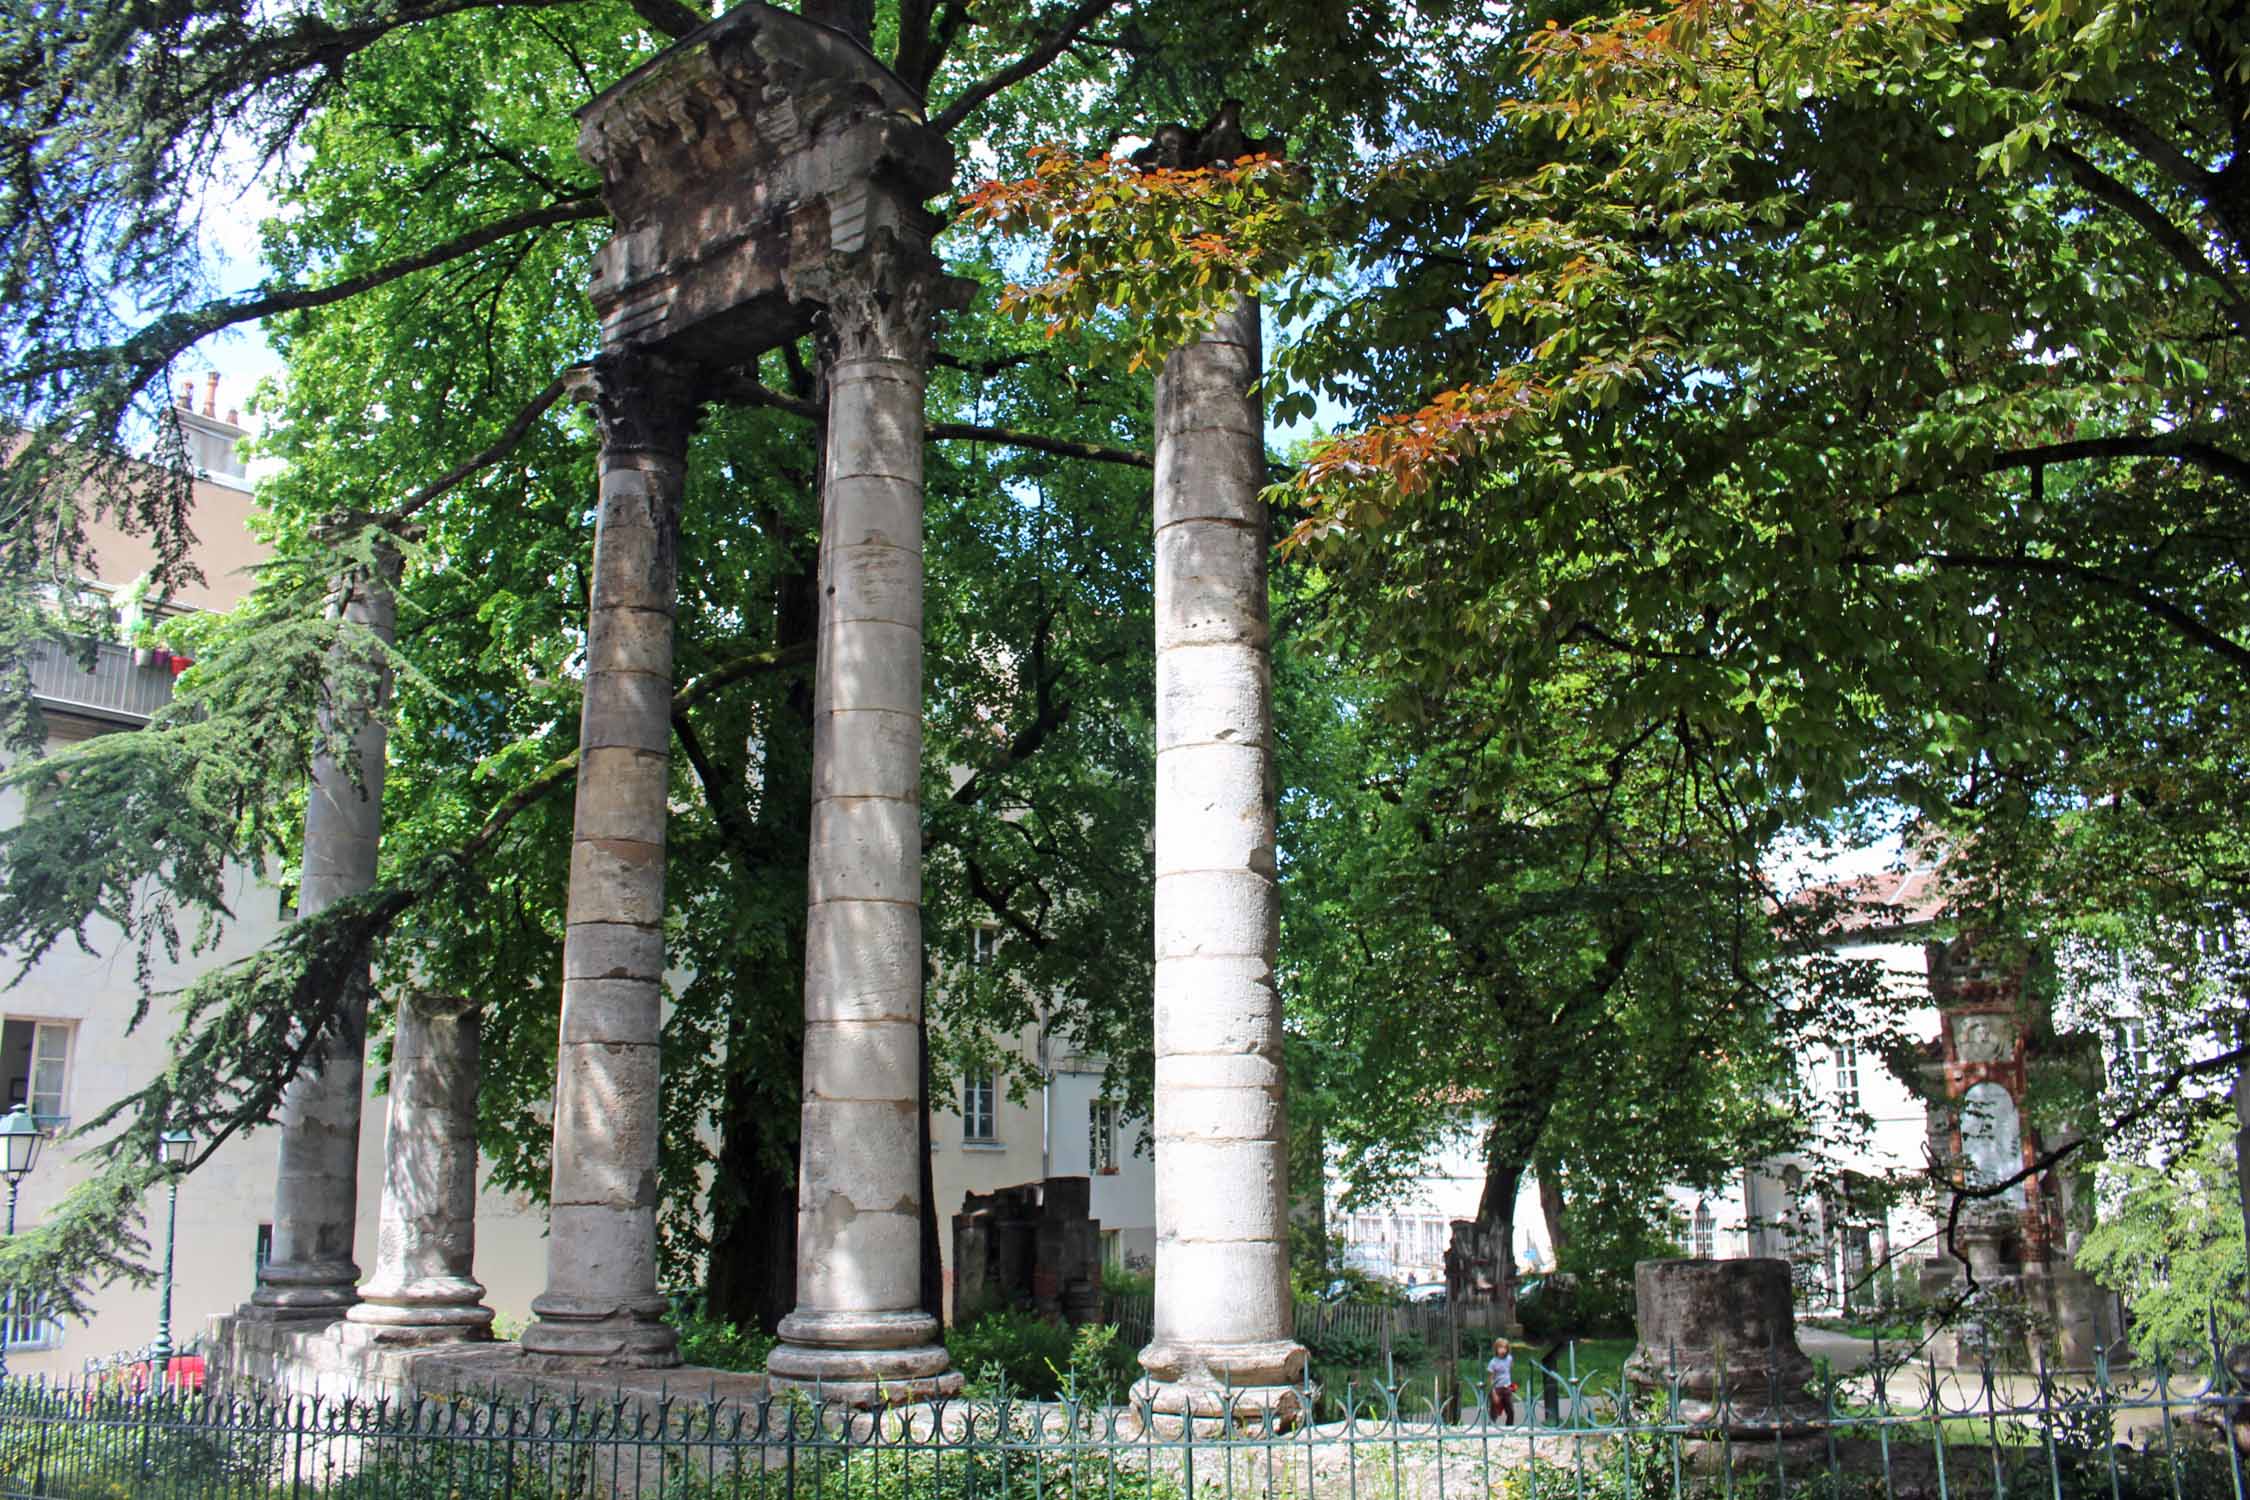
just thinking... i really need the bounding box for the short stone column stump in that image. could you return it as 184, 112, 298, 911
1623, 1258, 1821, 1439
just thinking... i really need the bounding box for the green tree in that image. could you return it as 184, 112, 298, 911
1279, 632, 1880, 1319
2077, 1115, 2248, 1357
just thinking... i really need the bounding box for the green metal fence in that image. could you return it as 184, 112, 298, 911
0, 1342, 2240, 1500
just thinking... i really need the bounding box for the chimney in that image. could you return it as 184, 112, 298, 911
178, 380, 195, 410
203, 372, 219, 417
226, 408, 239, 428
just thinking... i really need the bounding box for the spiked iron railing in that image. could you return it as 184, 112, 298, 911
0, 1337, 2241, 1499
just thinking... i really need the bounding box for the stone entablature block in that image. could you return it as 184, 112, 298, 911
577, 2, 953, 364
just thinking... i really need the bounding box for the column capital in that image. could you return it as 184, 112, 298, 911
814, 231, 974, 367
588, 351, 700, 458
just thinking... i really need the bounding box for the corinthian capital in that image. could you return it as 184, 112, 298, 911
815, 231, 974, 367
588, 351, 701, 458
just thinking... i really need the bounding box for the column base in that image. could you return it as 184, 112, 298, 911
341, 1287, 496, 1348
1135, 1339, 1308, 1434
521, 1293, 678, 1367
768, 1308, 961, 1406
242, 1261, 361, 1322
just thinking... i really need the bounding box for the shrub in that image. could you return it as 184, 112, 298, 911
947, 1312, 1137, 1401
668, 1293, 777, 1372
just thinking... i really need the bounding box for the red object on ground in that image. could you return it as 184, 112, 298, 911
123, 1354, 205, 1393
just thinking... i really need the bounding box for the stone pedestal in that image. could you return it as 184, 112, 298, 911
249, 561, 396, 1322
1132, 290, 1304, 1432
766, 243, 961, 1407
521, 355, 694, 1368
343, 994, 493, 1346
1624, 1258, 1820, 1437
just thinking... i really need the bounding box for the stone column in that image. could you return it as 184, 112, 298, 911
342, 993, 493, 1344
521, 352, 695, 1367
249, 558, 397, 1321
1624, 1258, 1820, 1437
1135, 294, 1305, 1426
767, 240, 960, 1404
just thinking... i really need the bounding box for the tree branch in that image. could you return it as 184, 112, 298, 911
718, 377, 1152, 467
11, 196, 605, 390
1919, 550, 2250, 678
928, 0, 1123, 136
371, 366, 587, 529
1983, 434, 2250, 491
2049, 143, 2249, 316
624, 0, 705, 40
2061, 100, 2222, 203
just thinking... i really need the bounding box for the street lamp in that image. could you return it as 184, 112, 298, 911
0, 1104, 45, 1381
150, 1129, 191, 1390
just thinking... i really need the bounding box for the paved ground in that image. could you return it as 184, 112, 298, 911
1800, 1327, 1880, 1372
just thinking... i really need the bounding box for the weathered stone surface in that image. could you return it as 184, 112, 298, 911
250, 558, 398, 1322
953, 1178, 1106, 1326
525, 355, 692, 1369
576, 4, 954, 366
347, 995, 493, 1345
1140, 284, 1303, 1426
1625, 1258, 1821, 1437
771, 239, 961, 1406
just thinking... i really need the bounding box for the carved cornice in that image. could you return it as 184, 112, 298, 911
589, 352, 701, 458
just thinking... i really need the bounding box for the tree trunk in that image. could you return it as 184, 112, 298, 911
704, 552, 818, 1336
1536, 1153, 1569, 1266
1474, 1153, 1524, 1332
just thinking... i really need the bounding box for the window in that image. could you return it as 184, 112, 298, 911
971, 927, 1001, 967
255, 1224, 273, 1274
963, 1070, 997, 1143
1089, 1099, 1118, 1173
1692, 1201, 1716, 1258
1, 1293, 60, 1351
1832, 1045, 1861, 1111
0, 1019, 71, 1130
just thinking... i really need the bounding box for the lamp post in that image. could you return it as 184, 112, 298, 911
0, 1105, 45, 1381
150, 1130, 191, 1389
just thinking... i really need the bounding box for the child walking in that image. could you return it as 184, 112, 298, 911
1486, 1337, 1516, 1424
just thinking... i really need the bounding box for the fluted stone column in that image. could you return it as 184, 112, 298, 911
767, 240, 960, 1405
342, 993, 493, 1344
249, 559, 397, 1321
522, 353, 694, 1367
1135, 295, 1305, 1426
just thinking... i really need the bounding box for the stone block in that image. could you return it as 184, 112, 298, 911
1155, 645, 1271, 752
1154, 743, 1273, 877
806, 796, 921, 904
1156, 1141, 1286, 1238
578, 679, 674, 755
825, 538, 924, 631
803, 901, 921, 1021
812, 706, 920, 802
583, 600, 677, 677
558, 976, 662, 1045
813, 618, 921, 717
533, 1203, 663, 1302
1154, 869, 1277, 961
802, 1018, 919, 1102
549, 1042, 663, 1207
827, 372, 928, 485
562, 921, 665, 984
1154, 527, 1270, 648
566, 836, 668, 927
